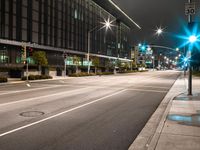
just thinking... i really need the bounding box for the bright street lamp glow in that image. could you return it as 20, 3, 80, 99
102, 18, 113, 30
105, 21, 111, 28
147, 47, 151, 51
176, 48, 179, 51
156, 28, 163, 35
183, 57, 189, 62
189, 35, 197, 43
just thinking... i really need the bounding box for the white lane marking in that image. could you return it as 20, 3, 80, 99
0, 87, 91, 107
0, 71, 168, 95
0, 84, 87, 96
0, 89, 126, 137
0, 85, 62, 96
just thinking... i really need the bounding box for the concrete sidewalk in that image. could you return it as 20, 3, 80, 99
129, 74, 200, 150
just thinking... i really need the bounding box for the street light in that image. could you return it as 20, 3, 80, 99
155, 28, 163, 36
87, 18, 113, 74
189, 35, 197, 43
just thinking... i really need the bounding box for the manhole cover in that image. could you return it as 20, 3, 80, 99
20, 111, 45, 117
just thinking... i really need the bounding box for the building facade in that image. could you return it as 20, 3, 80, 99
0, 0, 132, 75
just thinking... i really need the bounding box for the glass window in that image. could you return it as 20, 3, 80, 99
0, 48, 9, 64
22, 29, 27, 41
22, 18, 27, 29
74, 9, 78, 19
22, 6, 27, 18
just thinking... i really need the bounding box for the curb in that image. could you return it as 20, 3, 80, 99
128, 75, 186, 150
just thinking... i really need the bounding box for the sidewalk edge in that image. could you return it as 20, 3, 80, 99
128, 75, 185, 150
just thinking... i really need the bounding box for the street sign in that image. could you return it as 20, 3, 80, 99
185, 3, 195, 15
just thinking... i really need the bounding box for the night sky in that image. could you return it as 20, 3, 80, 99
113, 0, 200, 49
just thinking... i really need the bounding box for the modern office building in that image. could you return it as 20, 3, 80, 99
0, 0, 139, 75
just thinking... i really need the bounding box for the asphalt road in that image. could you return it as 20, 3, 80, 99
0, 70, 180, 150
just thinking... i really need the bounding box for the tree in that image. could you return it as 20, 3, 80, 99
132, 61, 137, 69
32, 51, 48, 72
73, 55, 81, 73
104, 59, 112, 72
91, 57, 100, 74
124, 62, 130, 70
116, 59, 122, 71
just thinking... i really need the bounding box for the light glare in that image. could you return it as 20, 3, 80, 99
157, 29, 163, 35
189, 35, 197, 43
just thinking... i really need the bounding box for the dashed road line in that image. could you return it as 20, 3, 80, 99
0, 89, 126, 137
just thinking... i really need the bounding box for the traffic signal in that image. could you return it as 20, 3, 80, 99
63, 52, 67, 59
138, 44, 147, 53
27, 47, 33, 57
21, 44, 26, 61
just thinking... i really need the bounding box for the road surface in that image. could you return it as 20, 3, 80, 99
0, 71, 180, 150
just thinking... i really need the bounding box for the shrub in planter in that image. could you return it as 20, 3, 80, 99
29, 75, 36, 80
102, 72, 114, 75
21, 75, 52, 80
96, 72, 103, 76
0, 76, 8, 83
35, 75, 41, 80
40, 75, 52, 79
69, 72, 95, 77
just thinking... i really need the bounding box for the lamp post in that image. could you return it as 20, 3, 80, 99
187, 0, 193, 95
152, 56, 155, 71
87, 19, 113, 74
187, 34, 197, 95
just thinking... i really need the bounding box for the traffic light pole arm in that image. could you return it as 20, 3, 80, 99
149, 45, 180, 52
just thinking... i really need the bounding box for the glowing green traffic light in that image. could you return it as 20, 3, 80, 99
141, 45, 146, 51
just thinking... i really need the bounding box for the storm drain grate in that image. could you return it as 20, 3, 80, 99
20, 111, 45, 117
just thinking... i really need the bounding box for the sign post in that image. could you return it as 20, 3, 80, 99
186, 0, 195, 95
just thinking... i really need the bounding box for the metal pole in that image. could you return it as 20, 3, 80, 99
26, 59, 28, 81
130, 61, 133, 71
87, 31, 91, 74
25, 44, 28, 82
188, 0, 192, 95
184, 46, 186, 77
64, 59, 66, 77
152, 57, 155, 71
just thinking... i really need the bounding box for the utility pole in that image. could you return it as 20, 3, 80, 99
63, 52, 67, 77
87, 31, 91, 74
152, 56, 155, 71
